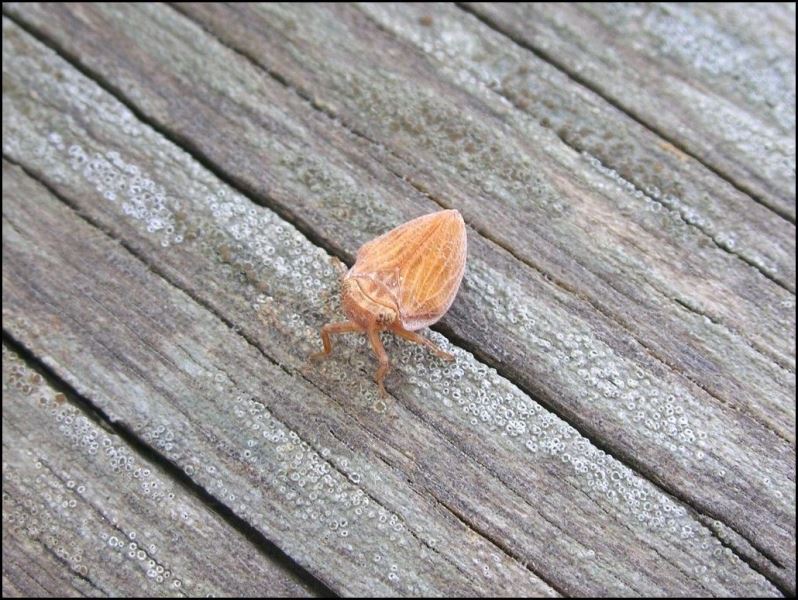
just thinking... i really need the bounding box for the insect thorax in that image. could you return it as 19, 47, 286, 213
342, 276, 399, 328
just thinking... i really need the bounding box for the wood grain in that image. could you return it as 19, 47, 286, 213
2, 3, 794, 596
464, 2, 797, 222
1, 343, 322, 598
359, 2, 796, 292
166, 1, 796, 437
164, 2, 795, 385
4, 157, 557, 596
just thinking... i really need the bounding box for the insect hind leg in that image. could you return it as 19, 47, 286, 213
393, 327, 454, 361
367, 326, 390, 398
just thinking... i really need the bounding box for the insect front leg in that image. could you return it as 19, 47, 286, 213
393, 327, 455, 362
367, 326, 390, 398
311, 321, 362, 360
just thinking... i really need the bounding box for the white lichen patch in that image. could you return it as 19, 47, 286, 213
226, 398, 425, 593
632, 4, 795, 132
1, 346, 209, 595
53, 138, 186, 248
459, 261, 713, 455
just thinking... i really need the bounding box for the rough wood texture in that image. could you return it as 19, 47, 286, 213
4, 159, 557, 597
163, 3, 796, 396
359, 2, 796, 292
465, 2, 797, 222
1, 344, 321, 598
2, 3, 795, 597
139, 2, 798, 442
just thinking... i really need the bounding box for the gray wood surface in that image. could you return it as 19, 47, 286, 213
3, 158, 556, 597
359, 2, 796, 291
464, 2, 797, 222
2, 3, 795, 597
2, 343, 322, 597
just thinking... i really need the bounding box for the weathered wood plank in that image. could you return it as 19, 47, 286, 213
1, 343, 321, 598
12, 0, 795, 429
2, 4, 794, 591
6, 0, 794, 426
0, 112, 774, 596
2, 161, 549, 597
166, 1, 795, 379
358, 2, 796, 292
464, 2, 797, 222
163, 0, 798, 438
1, 17, 783, 595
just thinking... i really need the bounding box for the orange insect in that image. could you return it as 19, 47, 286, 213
312, 209, 467, 397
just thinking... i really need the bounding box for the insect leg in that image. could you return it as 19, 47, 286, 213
311, 321, 362, 360
367, 326, 390, 398
393, 327, 455, 361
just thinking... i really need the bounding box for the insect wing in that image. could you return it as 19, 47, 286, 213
350, 210, 467, 330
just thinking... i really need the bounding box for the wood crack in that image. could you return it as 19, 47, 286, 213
1, 332, 337, 598
39, 540, 109, 596
455, 3, 796, 226
166, 4, 794, 376
696, 514, 789, 593
354, 4, 794, 294
424, 487, 572, 597
320, 425, 492, 591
